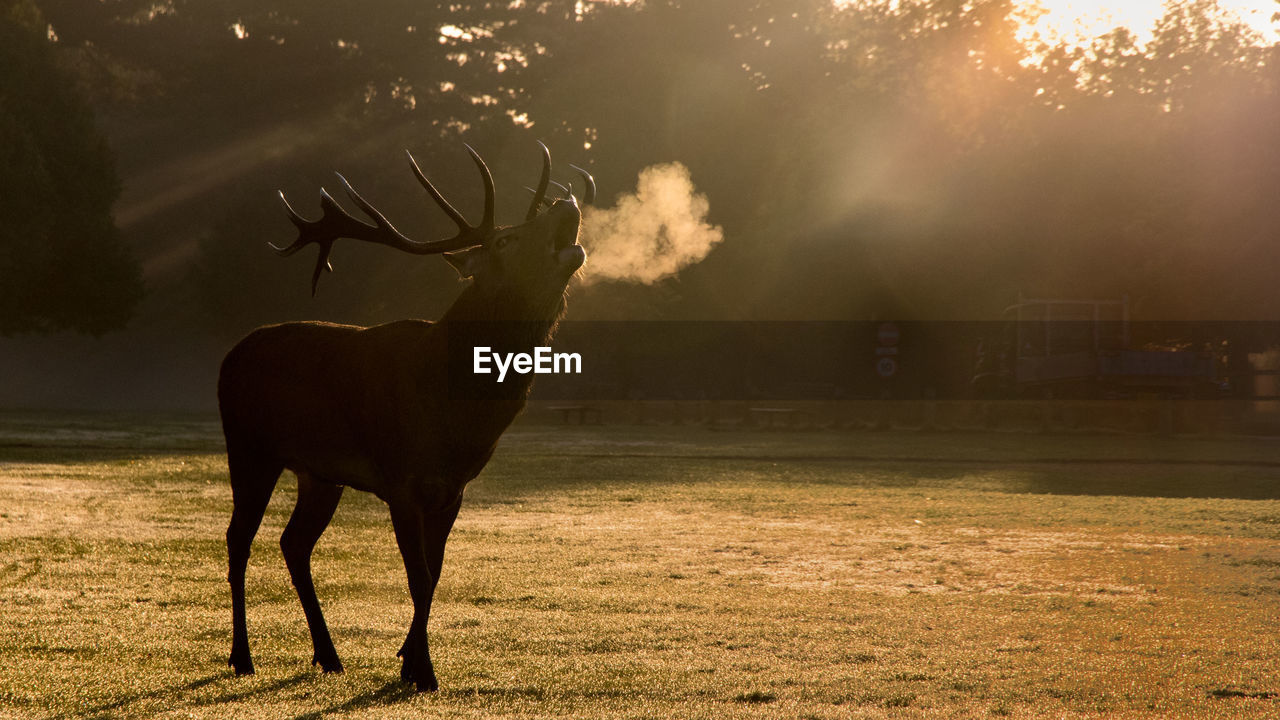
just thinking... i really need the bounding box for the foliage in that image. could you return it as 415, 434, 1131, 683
31, 0, 1280, 330
0, 0, 142, 334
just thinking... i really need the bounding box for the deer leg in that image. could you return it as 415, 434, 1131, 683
225, 449, 282, 676
391, 497, 462, 691
390, 502, 443, 692
281, 473, 345, 673
424, 496, 462, 595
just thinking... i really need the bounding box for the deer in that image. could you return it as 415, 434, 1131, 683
216, 142, 593, 692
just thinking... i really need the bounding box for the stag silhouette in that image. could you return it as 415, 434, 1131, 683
217, 143, 593, 692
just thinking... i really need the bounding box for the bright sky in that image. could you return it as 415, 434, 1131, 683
827, 0, 1278, 46
1017, 0, 1279, 46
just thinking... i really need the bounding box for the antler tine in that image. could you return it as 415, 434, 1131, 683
548, 180, 571, 200
525, 141, 552, 222
333, 171, 484, 255
271, 188, 351, 296
274, 191, 337, 297
462, 144, 496, 236
569, 164, 596, 205
524, 160, 594, 210
405, 150, 471, 231
524, 186, 555, 209
272, 191, 320, 257
408, 145, 494, 237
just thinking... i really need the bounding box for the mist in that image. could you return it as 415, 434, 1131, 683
578, 163, 723, 285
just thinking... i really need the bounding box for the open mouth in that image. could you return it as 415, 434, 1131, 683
557, 243, 586, 271
551, 204, 581, 251
555, 217, 586, 270
544, 199, 583, 271
554, 231, 577, 251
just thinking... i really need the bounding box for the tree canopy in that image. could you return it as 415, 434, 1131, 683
28, 0, 1280, 333
0, 0, 142, 334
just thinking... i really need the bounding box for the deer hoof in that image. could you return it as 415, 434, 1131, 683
413, 670, 439, 694
415, 658, 439, 693
398, 650, 438, 691
312, 653, 344, 674
229, 653, 255, 676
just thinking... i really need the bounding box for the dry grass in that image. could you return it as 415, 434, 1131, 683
0, 416, 1277, 718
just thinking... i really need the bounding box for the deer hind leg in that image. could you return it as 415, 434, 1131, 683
280, 473, 345, 673
390, 497, 462, 693
225, 446, 282, 676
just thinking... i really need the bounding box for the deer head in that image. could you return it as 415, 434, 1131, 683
272, 142, 593, 302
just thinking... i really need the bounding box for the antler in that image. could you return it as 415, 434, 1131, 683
525, 141, 552, 222
526, 162, 597, 209
569, 164, 597, 205
273, 144, 497, 296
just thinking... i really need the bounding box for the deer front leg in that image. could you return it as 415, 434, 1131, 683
424, 496, 462, 600
390, 503, 438, 692
389, 496, 463, 692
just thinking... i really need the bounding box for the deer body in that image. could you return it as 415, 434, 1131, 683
220, 314, 549, 493
218, 146, 589, 691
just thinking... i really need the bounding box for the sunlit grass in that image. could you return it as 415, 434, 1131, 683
0, 418, 1277, 718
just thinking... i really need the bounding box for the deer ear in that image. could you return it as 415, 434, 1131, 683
443, 246, 488, 279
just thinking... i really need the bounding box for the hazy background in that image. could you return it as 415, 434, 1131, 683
2, 0, 1279, 409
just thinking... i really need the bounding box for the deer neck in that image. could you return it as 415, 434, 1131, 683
436, 282, 567, 435
440, 282, 565, 346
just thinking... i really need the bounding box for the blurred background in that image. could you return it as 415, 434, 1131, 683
1, 0, 1278, 411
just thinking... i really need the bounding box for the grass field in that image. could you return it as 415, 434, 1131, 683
0, 412, 1277, 719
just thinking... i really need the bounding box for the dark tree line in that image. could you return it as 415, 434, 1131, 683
16, 0, 1280, 338
0, 0, 141, 334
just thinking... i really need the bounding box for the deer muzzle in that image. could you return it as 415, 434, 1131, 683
548, 199, 585, 271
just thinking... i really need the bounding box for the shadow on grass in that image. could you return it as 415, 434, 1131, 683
1208, 687, 1279, 700
282, 681, 566, 719
840, 457, 1280, 501
473, 451, 1280, 503
284, 681, 560, 719
288, 681, 418, 720
44, 670, 320, 719
45, 673, 221, 720
0, 410, 223, 464
6, 411, 1277, 501
193, 671, 317, 707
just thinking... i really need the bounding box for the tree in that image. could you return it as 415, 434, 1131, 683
0, 0, 142, 334
26, 0, 1280, 329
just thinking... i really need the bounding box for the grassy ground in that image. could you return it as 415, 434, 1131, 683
0, 412, 1277, 719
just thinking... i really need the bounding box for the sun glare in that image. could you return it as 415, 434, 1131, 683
1017, 0, 1278, 47
835, 0, 1277, 47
